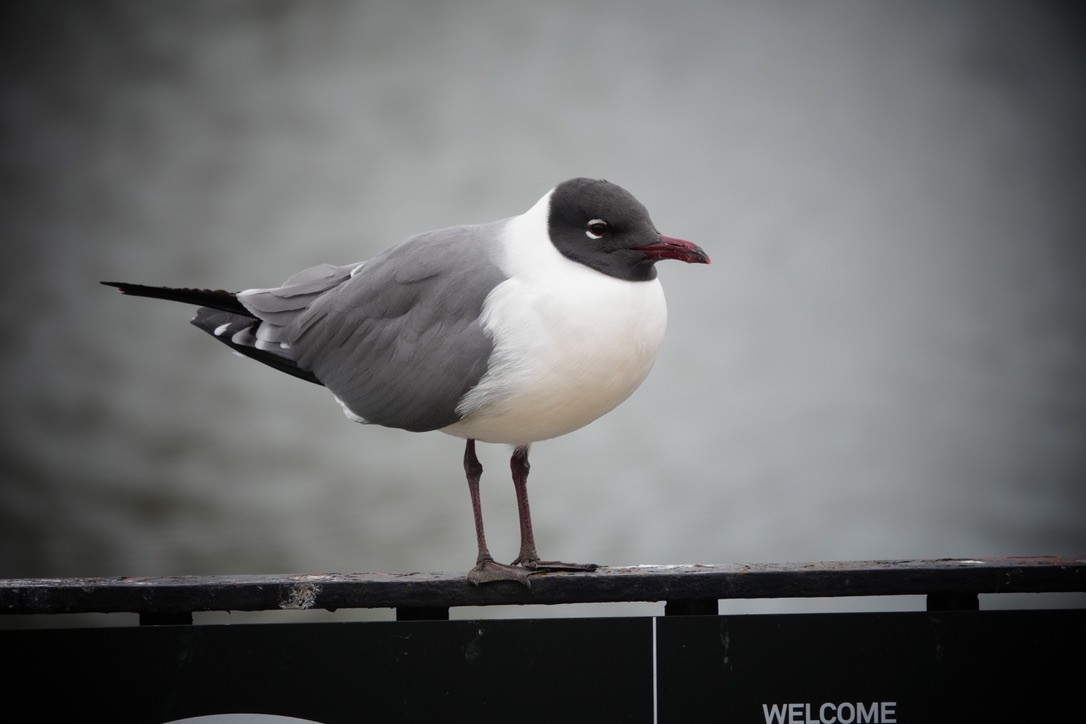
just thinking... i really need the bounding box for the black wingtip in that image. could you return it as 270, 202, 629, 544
101, 281, 173, 296
100, 281, 250, 316
101, 281, 137, 294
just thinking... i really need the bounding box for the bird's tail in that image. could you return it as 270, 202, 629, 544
101, 281, 322, 386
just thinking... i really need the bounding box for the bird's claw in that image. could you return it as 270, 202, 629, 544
467, 557, 600, 585
468, 559, 532, 586
514, 557, 600, 573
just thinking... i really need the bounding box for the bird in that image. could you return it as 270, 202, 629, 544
103, 177, 710, 585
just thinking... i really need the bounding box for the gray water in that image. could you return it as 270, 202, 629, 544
2, 2, 1084, 622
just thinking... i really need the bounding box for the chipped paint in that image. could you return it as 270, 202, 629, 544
280, 582, 320, 610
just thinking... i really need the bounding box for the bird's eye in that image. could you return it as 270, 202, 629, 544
585, 219, 609, 240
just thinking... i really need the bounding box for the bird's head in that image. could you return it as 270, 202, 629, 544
546, 177, 710, 282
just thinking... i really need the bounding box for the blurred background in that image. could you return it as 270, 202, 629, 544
2, 1, 1084, 623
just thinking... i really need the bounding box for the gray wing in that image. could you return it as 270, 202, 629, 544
236, 263, 357, 356
281, 223, 507, 432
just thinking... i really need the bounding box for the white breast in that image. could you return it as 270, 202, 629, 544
442, 192, 668, 446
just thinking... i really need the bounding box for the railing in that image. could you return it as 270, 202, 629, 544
2, 556, 1081, 622
3, 556, 1082, 723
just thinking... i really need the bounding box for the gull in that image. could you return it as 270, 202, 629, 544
103, 177, 709, 584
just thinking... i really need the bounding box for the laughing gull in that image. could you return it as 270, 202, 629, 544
103, 177, 710, 585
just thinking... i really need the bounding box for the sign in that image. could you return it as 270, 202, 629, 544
657, 610, 1082, 722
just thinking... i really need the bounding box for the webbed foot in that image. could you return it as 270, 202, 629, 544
468, 559, 532, 586
514, 557, 599, 573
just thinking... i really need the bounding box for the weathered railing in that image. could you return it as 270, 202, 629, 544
3, 556, 1081, 622
3, 556, 1082, 723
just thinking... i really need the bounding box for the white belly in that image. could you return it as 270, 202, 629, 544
443, 268, 668, 446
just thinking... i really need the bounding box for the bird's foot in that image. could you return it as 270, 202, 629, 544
514, 556, 599, 573
468, 559, 532, 586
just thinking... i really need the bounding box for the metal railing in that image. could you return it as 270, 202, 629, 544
3, 556, 1081, 623
2, 556, 1082, 723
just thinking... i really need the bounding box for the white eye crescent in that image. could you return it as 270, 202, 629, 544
585, 219, 609, 240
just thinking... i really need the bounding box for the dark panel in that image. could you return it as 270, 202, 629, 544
657, 610, 1084, 723
4, 618, 653, 723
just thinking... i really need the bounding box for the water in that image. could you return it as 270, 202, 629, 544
2, 2, 1084, 620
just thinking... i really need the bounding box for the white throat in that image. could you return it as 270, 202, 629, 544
443, 189, 669, 445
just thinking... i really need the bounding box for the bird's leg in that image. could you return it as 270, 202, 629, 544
509, 445, 539, 564
464, 439, 529, 586
510, 445, 599, 573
